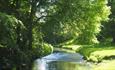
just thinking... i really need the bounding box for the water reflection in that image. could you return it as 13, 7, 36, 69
33, 53, 92, 70
42, 53, 83, 62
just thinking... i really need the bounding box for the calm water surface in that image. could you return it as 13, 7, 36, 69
33, 53, 92, 70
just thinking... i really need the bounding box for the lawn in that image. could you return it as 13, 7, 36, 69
62, 44, 115, 62
93, 60, 115, 70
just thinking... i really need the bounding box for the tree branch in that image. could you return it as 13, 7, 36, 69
34, 15, 52, 23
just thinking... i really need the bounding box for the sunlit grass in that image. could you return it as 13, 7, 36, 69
77, 45, 115, 62
62, 44, 115, 62
57, 44, 115, 70
93, 60, 115, 70
89, 50, 115, 62
62, 45, 82, 51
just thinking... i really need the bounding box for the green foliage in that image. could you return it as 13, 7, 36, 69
42, 0, 110, 44
0, 0, 113, 69
0, 0, 55, 69
32, 25, 53, 57
98, 0, 115, 43
0, 12, 25, 47
32, 43, 53, 58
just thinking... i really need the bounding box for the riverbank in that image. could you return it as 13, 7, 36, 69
78, 44, 115, 62
61, 44, 115, 70
93, 59, 115, 70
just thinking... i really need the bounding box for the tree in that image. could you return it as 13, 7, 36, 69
0, 0, 111, 69
0, 0, 53, 69
42, 0, 110, 44
98, 0, 115, 43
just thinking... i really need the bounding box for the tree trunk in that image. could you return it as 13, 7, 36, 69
28, 20, 33, 49
27, 0, 37, 49
112, 37, 115, 43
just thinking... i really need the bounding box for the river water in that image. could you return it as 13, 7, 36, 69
33, 52, 92, 70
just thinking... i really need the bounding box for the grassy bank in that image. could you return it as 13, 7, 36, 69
62, 44, 115, 62
93, 59, 115, 70
62, 44, 115, 69
78, 44, 115, 62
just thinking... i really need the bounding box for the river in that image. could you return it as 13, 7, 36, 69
33, 52, 92, 70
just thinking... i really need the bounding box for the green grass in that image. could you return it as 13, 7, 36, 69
62, 45, 82, 51
89, 49, 115, 62
61, 44, 115, 70
78, 44, 115, 62
93, 60, 115, 70
62, 44, 115, 62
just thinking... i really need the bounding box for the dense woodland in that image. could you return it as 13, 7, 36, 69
0, 0, 115, 70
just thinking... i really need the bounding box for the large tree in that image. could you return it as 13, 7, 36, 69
0, 0, 111, 69
0, 0, 53, 69
42, 0, 110, 44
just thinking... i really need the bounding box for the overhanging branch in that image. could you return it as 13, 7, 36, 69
34, 15, 52, 23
